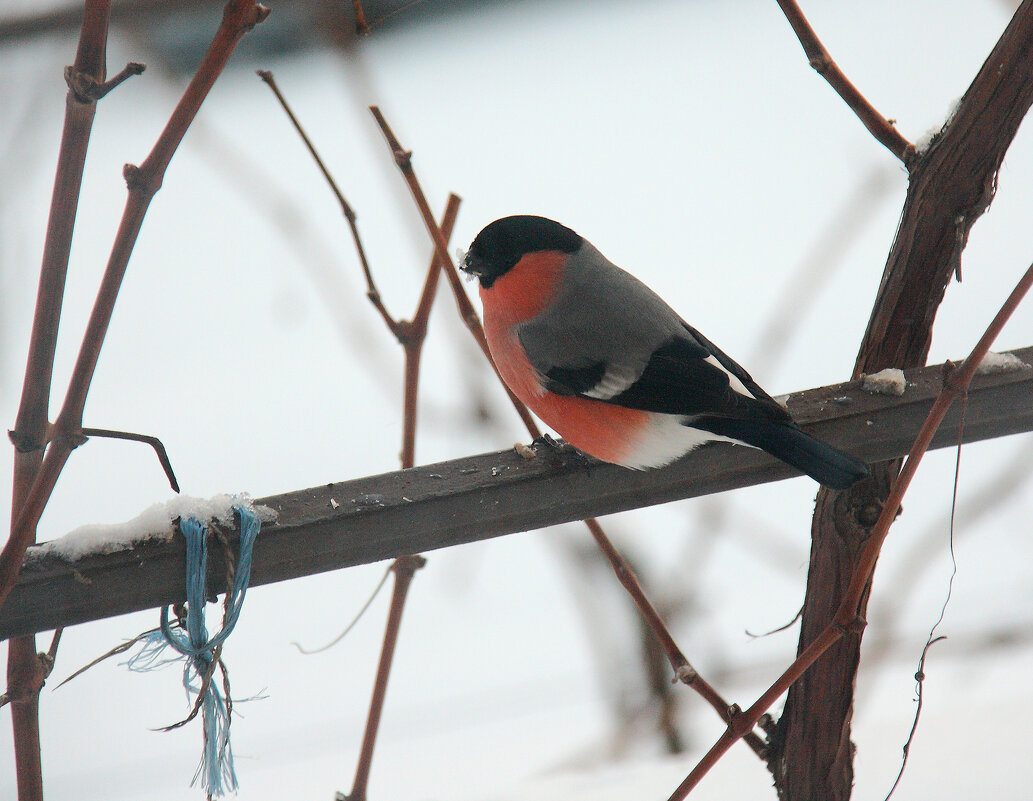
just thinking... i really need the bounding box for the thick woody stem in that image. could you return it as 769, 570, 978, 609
7, 2, 118, 797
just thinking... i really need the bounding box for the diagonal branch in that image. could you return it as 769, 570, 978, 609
255, 69, 401, 336
775, 0, 915, 164
368, 106, 541, 435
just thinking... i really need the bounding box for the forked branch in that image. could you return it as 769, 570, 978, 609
775, 0, 915, 164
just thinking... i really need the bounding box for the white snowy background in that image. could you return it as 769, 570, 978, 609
1, 0, 1032, 799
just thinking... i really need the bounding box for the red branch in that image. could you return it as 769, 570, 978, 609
7, 2, 118, 797
775, 0, 915, 165
344, 555, 425, 801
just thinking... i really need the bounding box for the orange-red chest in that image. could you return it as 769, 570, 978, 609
480, 251, 650, 466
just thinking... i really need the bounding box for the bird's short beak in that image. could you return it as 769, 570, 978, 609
460, 251, 483, 277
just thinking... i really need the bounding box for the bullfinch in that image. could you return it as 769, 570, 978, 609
461, 215, 870, 490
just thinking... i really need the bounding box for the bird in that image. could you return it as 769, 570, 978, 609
461, 215, 870, 490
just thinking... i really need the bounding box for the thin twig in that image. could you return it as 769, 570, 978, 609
667, 260, 1033, 799
259, 73, 464, 464
256, 70, 400, 335
584, 519, 768, 757
398, 196, 462, 467
774, 0, 916, 165
65, 60, 146, 102
81, 427, 180, 491
53, 626, 163, 689
368, 106, 542, 436
866, 438, 1033, 668
883, 397, 964, 800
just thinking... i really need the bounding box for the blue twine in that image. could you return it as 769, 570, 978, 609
130, 503, 261, 797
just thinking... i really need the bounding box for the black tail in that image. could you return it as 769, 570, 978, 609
694, 417, 870, 490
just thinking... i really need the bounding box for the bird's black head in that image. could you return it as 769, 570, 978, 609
462, 215, 582, 288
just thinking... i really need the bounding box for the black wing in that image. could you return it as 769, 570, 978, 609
543, 328, 792, 424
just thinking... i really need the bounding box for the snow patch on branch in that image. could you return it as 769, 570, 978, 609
36, 494, 277, 561
975, 350, 1030, 375
861, 368, 907, 396
914, 96, 962, 154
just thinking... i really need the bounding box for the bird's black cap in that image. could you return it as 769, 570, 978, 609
463, 215, 582, 288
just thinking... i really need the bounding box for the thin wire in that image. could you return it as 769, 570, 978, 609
291, 565, 393, 655
883, 394, 965, 800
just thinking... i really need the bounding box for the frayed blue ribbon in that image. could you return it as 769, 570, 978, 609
147, 503, 261, 797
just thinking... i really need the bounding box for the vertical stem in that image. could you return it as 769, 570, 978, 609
7, 3, 113, 798
347, 555, 425, 801
399, 195, 461, 469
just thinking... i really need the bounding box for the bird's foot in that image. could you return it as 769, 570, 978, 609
529, 434, 591, 468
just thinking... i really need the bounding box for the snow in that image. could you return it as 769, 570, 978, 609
914, 96, 962, 154
861, 368, 907, 396
975, 350, 1030, 374
34, 494, 277, 561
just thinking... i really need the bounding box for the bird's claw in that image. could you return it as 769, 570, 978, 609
530, 434, 591, 467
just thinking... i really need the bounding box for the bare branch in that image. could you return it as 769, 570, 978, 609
344, 555, 426, 801
775, 0, 915, 164
53, 626, 161, 689
255, 70, 402, 335
81, 428, 179, 492
7, 1, 117, 796
583, 518, 768, 757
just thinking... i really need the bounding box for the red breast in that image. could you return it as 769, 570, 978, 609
481, 251, 651, 465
